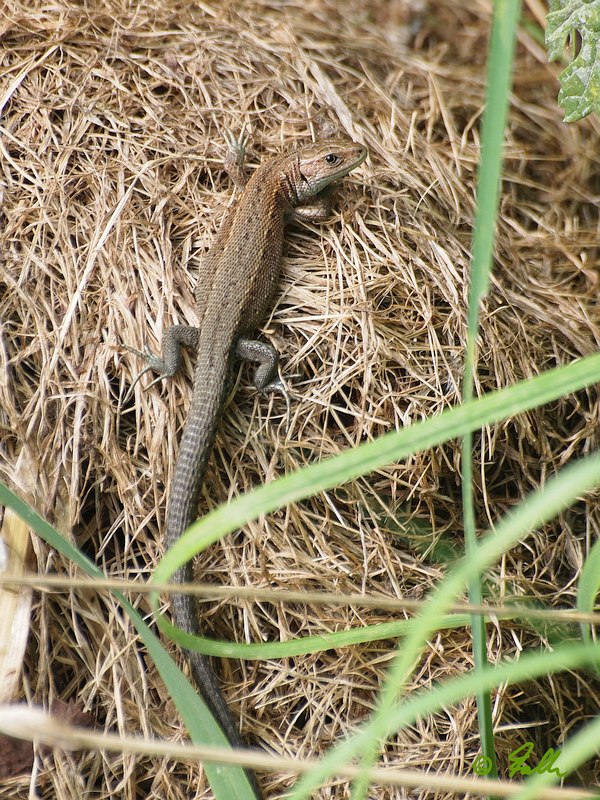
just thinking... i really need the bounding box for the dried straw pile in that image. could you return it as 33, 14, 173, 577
1, 0, 599, 797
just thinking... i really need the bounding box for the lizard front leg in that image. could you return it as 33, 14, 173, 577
288, 185, 333, 223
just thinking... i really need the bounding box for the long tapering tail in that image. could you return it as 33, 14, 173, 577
164, 348, 262, 798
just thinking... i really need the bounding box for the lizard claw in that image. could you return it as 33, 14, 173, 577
224, 127, 249, 166
262, 378, 292, 431
223, 128, 250, 190
122, 344, 168, 405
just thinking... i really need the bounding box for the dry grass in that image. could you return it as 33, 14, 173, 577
1, 0, 600, 797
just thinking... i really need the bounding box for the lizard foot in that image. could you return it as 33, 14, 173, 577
122, 344, 170, 404
224, 127, 249, 166
223, 127, 250, 190
261, 377, 292, 430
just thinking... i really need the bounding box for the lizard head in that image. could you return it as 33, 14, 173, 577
294, 139, 367, 200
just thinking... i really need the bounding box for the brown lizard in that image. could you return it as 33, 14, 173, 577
127, 134, 367, 797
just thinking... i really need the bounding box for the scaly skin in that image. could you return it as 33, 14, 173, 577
129, 137, 367, 798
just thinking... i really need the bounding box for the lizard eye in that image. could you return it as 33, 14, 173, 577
324, 153, 341, 165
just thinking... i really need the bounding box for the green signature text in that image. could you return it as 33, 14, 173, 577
471, 741, 567, 779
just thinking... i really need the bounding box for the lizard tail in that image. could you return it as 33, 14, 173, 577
164, 349, 263, 798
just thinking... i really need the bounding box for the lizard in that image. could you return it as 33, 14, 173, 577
126, 133, 367, 797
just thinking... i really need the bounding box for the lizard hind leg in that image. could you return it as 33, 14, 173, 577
124, 324, 200, 401
235, 337, 291, 423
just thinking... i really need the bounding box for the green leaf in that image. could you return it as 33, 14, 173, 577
546, 0, 600, 122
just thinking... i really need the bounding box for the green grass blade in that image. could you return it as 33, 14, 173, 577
0, 482, 257, 800
462, 0, 521, 780
577, 534, 600, 672
386, 642, 600, 737
160, 614, 474, 659
468, 0, 520, 312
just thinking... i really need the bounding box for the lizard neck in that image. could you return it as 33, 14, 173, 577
244, 152, 300, 208
280, 156, 302, 206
